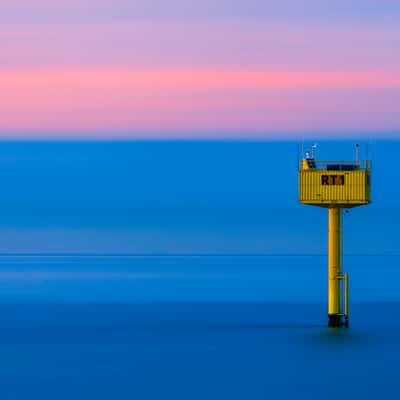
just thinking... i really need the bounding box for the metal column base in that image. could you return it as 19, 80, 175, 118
328, 314, 349, 327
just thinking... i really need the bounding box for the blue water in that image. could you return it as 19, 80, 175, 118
0, 255, 399, 399
0, 140, 398, 255
0, 141, 398, 398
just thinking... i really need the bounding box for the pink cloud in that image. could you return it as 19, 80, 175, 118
1, 19, 399, 137
1, 67, 399, 90
1, 23, 400, 69
0, 67, 399, 137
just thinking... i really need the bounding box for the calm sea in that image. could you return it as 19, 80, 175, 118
0, 141, 398, 398
0, 254, 398, 399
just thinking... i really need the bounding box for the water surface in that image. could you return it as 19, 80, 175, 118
0, 255, 398, 399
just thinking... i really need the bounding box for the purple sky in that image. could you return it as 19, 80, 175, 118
1, 0, 399, 138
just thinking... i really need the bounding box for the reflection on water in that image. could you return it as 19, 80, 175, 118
0, 301, 398, 399
0, 254, 398, 303
0, 255, 398, 399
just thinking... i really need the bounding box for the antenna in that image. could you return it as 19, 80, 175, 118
311, 143, 318, 159
355, 143, 359, 162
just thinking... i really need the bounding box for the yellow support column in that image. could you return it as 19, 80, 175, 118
298, 148, 370, 327
328, 207, 343, 327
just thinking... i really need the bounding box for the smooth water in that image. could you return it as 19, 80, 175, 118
0, 141, 398, 398
0, 255, 398, 399
0, 140, 398, 256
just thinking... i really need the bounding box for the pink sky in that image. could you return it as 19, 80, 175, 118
1, 2, 399, 138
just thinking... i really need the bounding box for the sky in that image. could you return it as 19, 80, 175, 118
1, 0, 399, 138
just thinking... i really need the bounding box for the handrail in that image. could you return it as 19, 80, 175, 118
299, 159, 371, 171
344, 272, 349, 318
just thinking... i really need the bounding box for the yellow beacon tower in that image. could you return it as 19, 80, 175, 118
298, 144, 371, 327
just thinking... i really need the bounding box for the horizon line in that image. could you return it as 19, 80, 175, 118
0, 135, 397, 142
0, 252, 397, 257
